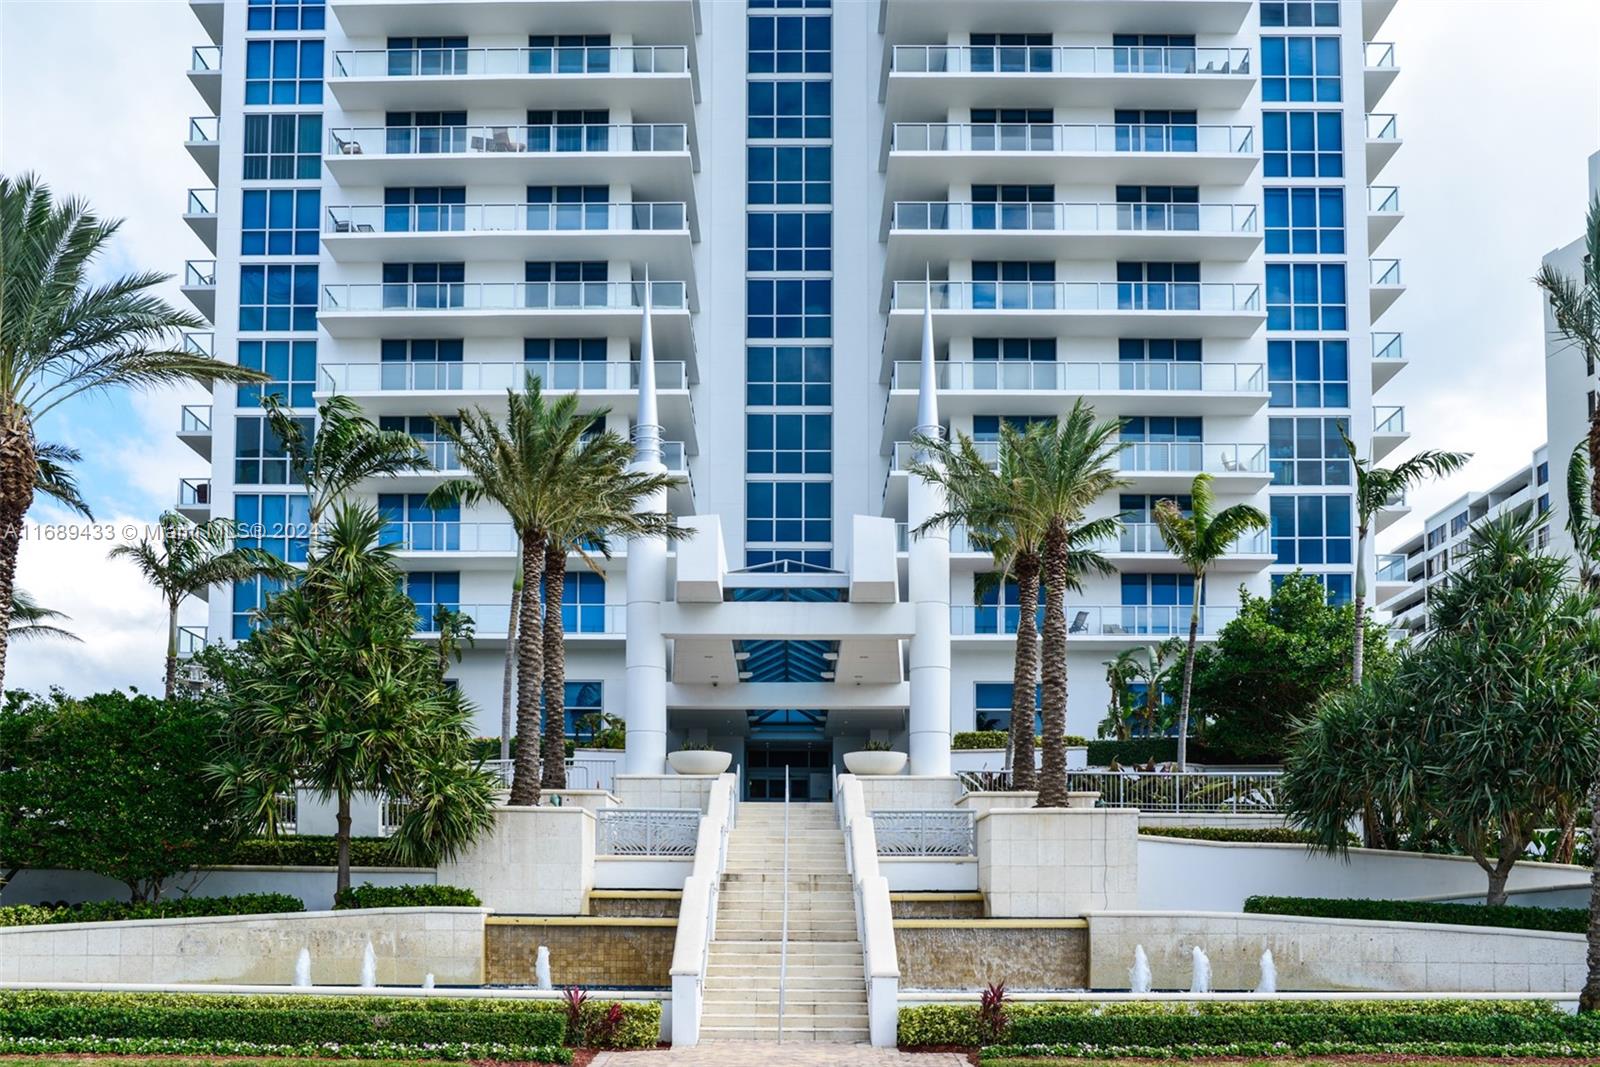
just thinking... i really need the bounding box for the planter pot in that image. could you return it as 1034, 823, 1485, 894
843, 750, 908, 776
1065, 791, 1101, 809
667, 750, 732, 775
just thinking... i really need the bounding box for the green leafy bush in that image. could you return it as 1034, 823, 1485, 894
1085, 738, 1251, 767
0, 894, 304, 928
579, 999, 659, 1050
900, 999, 1584, 1049
332, 883, 481, 910
983, 1039, 1600, 1061
952, 732, 1086, 750
1243, 894, 1588, 934
1137, 826, 1335, 844
0, 1035, 571, 1062
225, 836, 411, 868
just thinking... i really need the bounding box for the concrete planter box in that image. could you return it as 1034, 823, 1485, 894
844, 750, 908, 776
667, 750, 732, 775
1065, 791, 1100, 809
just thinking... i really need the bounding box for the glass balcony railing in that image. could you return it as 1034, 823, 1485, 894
318, 359, 688, 393
892, 122, 1254, 155
320, 280, 687, 313
1368, 186, 1400, 214
952, 603, 1239, 637
328, 124, 687, 157
415, 603, 623, 635
1372, 332, 1403, 362
1366, 113, 1399, 141
190, 45, 221, 72
178, 625, 209, 658
889, 360, 1264, 394
891, 200, 1257, 234
1377, 553, 1408, 582
326, 201, 687, 234
184, 260, 216, 287
1119, 442, 1268, 475
182, 331, 214, 357
186, 188, 217, 216
1374, 406, 1406, 435
187, 116, 219, 143
1365, 42, 1397, 68
1372, 258, 1402, 286
1117, 523, 1268, 555
180, 404, 212, 434
1383, 487, 1408, 509
178, 478, 210, 507
331, 45, 689, 78
892, 280, 1261, 313
891, 44, 1251, 76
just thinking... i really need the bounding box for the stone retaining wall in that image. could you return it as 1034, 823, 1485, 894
895, 921, 1087, 990
486, 917, 675, 988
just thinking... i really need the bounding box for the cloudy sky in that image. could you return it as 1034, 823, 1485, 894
1, 0, 1598, 694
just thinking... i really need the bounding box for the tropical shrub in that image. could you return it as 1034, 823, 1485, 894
1084, 738, 1251, 767
0, 1036, 571, 1063
224, 836, 409, 868
953, 731, 1085, 750
1136, 825, 1337, 844
0, 894, 303, 927
1243, 894, 1587, 934
331, 883, 480, 910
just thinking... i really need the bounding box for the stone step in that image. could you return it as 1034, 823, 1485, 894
708, 939, 861, 952
705, 964, 865, 979
716, 920, 859, 933
705, 986, 867, 1003
698, 1024, 871, 1043
701, 1008, 869, 1025
703, 974, 865, 991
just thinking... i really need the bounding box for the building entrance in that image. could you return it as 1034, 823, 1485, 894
745, 740, 833, 802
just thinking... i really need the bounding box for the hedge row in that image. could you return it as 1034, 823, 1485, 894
898, 999, 1580, 1048
332, 884, 480, 910
0, 1035, 571, 1063
982, 1040, 1600, 1061
1242, 894, 1588, 934
1084, 738, 1255, 767
952, 732, 1087, 751
226, 836, 411, 868
0, 894, 304, 928
0, 991, 658, 1051
1136, 826, 1326, 844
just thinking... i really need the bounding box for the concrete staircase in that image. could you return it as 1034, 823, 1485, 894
700, 802, 869, 1043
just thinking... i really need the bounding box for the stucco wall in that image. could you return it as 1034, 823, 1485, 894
1087, 911, 1585, 993
613, 775, 717, 813
3, 867, 436, 913
437, 806, 595, 915
978, 808, 1139, 918
0, 908, 486, 986
859, 775, 964, 812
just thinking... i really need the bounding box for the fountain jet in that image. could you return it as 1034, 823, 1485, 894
1255, 949, 1276, 994
535, 945, 552, 991
293, 948, 311, 988
1129, 945, 1152, 994
1189, 946, 1211, 994
360, 941, 377, 989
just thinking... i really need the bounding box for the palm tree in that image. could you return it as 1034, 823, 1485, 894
499, 569, 525, 763
1100, 649, 1139, 741
0, 172, 263, 692
1343, 427, 1470, 685
1153, 473, 1269, 770
9, 590, 79, 644
433, 605, 475, 681
1010, 404, 1127, 807
1124, 636, 1184, 738
1536, 196, 1600, 519
910, 422, 1048, 791
1564, 442, 1600, 589
110, 512, 290, 698
263, 394, 429, 534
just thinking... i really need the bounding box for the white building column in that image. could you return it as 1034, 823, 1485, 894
907, 282, 952, 776
625, 281, 670, 774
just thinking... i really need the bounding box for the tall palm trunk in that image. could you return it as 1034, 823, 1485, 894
1035, 523, 1070, 808
509, 529, 547, 806
335, 789, 353, 894
1008, 552, 1041, 792
1175, 574, 1203, 771
1352, 522, 1369, 685
501, 575, 522, 763
164, 599, 180, 700
0, 412, 36, 695
540, 543, 568, 790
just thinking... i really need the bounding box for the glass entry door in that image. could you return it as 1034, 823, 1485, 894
745, 740, 832, 802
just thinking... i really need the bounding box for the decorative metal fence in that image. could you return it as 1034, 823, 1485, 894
873, 810, 977, 856
481, 755, 619, 792
596, 808, 701, 856
956, 770, 1284, 813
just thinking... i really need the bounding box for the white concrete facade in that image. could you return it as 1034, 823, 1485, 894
178, 0, 1401, 789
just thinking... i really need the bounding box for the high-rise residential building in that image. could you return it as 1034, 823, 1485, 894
177, 0, 1405, 795
1376, 445, 1552, 637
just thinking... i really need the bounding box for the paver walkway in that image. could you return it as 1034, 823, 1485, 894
590, 1042, 971, 1066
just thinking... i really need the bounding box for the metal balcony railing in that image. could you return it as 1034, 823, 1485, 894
318, 359, 688, 393
331, 44, 689, 78
889, 360, 1264, 394
177, 625, 208, 658
1374, 406, 1406, 435
597, 808, 700, 855
326, 201, 688, 234
182, 332, 214, 357
320, 280, 687, 313
892, 121, 1254, 155
1119, 442, 1268, 474
891, 280, 1260, 313
327, 123, 687, 157
1365, 42, 1397, 69
180, 404, 212, 434
1368, 186, 1400, 214
1366, 113, 1399, 140
1372, 332, 1403, 362
952, 604, 1240, 637
872, 810, 975, 857
890, 44, 1251, 76
1116, 523, 1268, 555
1372, 258, 1402, 286
178, 478, 210, 507
183, 260, 216, 288
416, 602, 624, 635
891, 200, 1257, 234
187, 116, 219, 143
1377, 553, 1408, 582
190, 45, 221, 72
186, 188, 217, 215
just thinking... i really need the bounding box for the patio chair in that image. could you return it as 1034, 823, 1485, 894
331, 132, 362, 155
1068, 610, 1089, 634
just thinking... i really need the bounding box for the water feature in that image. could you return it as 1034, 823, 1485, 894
360, 941, 377, 989
535, 946, 552, 991
1255, 949, 1276, 994
422, 973, 435, 990
1189, 946, 1211, 994
1128, 945, 1152, 994
293, 948, 312, 988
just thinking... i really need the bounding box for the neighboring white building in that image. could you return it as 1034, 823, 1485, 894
176, 0, 1405, 797
1376, 445, 1552, 637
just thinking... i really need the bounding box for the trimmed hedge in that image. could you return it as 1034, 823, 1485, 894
982, 1040, 1600, 1061
1243, 894, 1588, 934
0, 991, 659, 1052
225, 836, 410, 868
0, 894, 304, 928
899, 999, 1588, 1049
1136, 826, 1325, 844
1084, 738, 1255, 767
952, 732, 1087, 751
0, 1035, 571, 1062
332, 883, 480, 910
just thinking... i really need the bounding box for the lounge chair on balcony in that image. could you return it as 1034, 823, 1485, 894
1068, 610, 1089, 634
1221, 452, 1240, 472
331, 132, 363, 155
489, 127, 523, 153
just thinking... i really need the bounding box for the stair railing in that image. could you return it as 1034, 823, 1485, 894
778, 763, 790, 1042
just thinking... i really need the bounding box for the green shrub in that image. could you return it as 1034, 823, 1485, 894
1243, 894, 1588, 934
983, 1040, 1600, 1061
579, 999, 659, 1050
952, 732, 1085, 750
225, 836, 411, 868
1085, 738, 1253, 766
0, 894, 304, 928
333, 883, 481, 910
1137, 826, 1332, 844
0, 1035, 571, 1062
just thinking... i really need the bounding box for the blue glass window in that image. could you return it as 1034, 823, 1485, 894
1121, 416, 1203, 442
1262, 36, 1341, 101
748, 13, 831, 74
245, 40, 323, 105
1270, 494, 1353, 565
379, 493, 459, 550
972, 415, 1054, 442
555, 680, 605, 738
382, 111, 468, 155
527, 34, 611, 73
526, 261, 605, 282
1120, 573, 1197, 635
1263, 111, 1343, 178
238, 340, 316, 407
747, 278, 831, 338
747, 346, 831, 406
1114, 110, 1197, 153
234, 414, 309, 485
1111, 34, 1197, 74
239, 264, 318, 332
1121, 494, 1193, 523
232, 575, 289, 639
242, 114, 321, 181
382, 261, 464, 308
1116, 262, 1200, 310
246, 0, 324, 31
1266, 263, 1347, 331
563, 571, 608, 633
747, 146, 831, 205
746, 481, 832, 546
975, 579, 1045, 635
747, 212, 831, 271
242, 189, 320, 256
407, 572, 461, 632
380, 339, 463, 389
748, 80, 831, 139
525, 337, 606, 362
380, 415, 458, 470
1264, 187, 1344, 254
974, 337, 1056, 361
747, 413, 832, 475
526, 186, 608, 230
1268, 339, 1349, 408
1269, 416, 1352, 486
970, 185, 1054, 230
1272, 571, 1354, 606
382, 187, 466, 233
974, 682, 1043, 734
525, 109, 610, 152
384, 37, 468, 76
1260, 1, 1339, 28
235, 493, 310, 563
1118, 338, 1202, 362
1115, 185, 1200, 231
972, 260, 1055, 310
970, 33, 1052, 74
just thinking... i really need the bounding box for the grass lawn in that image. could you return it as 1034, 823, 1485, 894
981, 1060, 1600, 1067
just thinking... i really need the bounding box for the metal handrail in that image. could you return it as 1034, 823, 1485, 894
888, 360, 1265, 393
1367, 113, 1399, 140
326, 123, 688, 157
325, 200, 688, 234
891, 44, 1251, 76
317, 359, 689, 393
319, 280, 687, 313
186, 188, 217, 215
891, 280, 1261, 313
779, 764, 790, 1043
331, 44, 690, 79
891, 200, 1258, 234
891, 121, 1255, 155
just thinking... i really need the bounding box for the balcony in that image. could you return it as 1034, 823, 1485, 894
1365, 42, 1398, 105
178, 404, 212, 460
1376, 487, 1410, 534
1109, 523, 1271, 572
182, 331, 214, 358
1372, 405, 1408, 461
1367, 186, 1402, 252
880, 0, 1252, 38
177, 477, 210, 522
1376, 552, 1411, 600
951, 603, 1241, 648
317, 280, 694, 357
327, 0, 702, 48
188, 46, 222, 111
324, 124, 695, 202
416, 602, 624, 644
189, 0, 222, 45
1372, 331, 1406, 391
884, 45, 1253, 116
181, 260, 216, 321
178, 625, 209, 658
327, 46, 696, 121
323, 201, 695, 282
885, 200, 1259, 280
185, 116, 219, 182
1366, 113, 1401, 177
1370, 258, 1404, 320
882, 360, 1266, 444
886, 122, 1257, 193
184, 188, 217, 251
